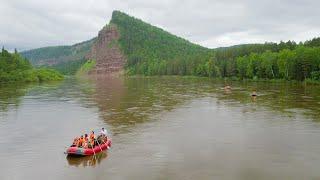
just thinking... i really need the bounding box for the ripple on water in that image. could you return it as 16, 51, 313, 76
127, 107, 140, 112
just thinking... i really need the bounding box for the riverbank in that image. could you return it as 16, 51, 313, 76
0, 68, 64, 83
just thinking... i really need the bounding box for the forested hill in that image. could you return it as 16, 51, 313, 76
21, 10, 320, 81
21, 38, 95, 74
21, 38, 95, 65
110, 11, 212, 75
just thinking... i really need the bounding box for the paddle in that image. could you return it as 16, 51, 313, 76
95, 139, 103, 152
100, 136, 111, 149
89, 142, 97, 161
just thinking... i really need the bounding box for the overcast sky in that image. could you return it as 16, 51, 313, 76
1, 0, 319, 51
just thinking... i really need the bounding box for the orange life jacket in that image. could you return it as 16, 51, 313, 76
90, 133, 95, 140
84, 137, 89, 147
78, 137, 84, 147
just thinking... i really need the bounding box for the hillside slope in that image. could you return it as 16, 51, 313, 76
21, 38, 95, 66
109, 11, 212, 75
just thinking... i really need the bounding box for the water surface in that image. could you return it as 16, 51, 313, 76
1, 77, 320, 180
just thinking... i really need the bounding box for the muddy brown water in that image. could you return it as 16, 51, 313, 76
1, 77, 320, 180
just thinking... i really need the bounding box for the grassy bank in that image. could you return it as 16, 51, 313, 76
76, 59, 96, 76
0, 68, 63, 83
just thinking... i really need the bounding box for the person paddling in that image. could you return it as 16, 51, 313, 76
83, 134, 89, 148
89, 131, 95, 147
100, 128, 108, 137
78, 135, 84, 147
98, 128, 108, 143
71, 137, 79, 147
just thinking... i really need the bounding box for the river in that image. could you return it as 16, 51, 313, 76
1, 76, 320, 180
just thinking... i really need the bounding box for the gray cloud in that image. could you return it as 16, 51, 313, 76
1, 0, 319, 51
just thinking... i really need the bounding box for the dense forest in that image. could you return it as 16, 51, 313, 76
212, 38, 320, 81
134, 40, 320, 81
219, 45, 320, 81
0, 48, 63, 82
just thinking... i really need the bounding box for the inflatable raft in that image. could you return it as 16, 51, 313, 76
66, 139, 112, 156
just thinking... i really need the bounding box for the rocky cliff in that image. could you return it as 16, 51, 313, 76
88, 25, 126, 75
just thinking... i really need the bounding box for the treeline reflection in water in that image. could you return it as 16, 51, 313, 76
1, 77, 320, 127
89, 77, 320, 129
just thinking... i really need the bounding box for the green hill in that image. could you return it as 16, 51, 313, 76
21, 11, 320, 81
110, 11, 212, 75
21, 38, 95, 65
21, 38, 95, 71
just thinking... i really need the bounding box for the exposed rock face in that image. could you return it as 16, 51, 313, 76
88, 25, 126, 75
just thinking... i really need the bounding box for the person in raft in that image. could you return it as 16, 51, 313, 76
96, 128, 108, 144
75, 135, 84, 147
72, 134, 87, 148
101, 127, 108, 136
84, 134, 90, 148
89, 131, 95, 147
71, 136, 79, 147
70, 129, 108, 148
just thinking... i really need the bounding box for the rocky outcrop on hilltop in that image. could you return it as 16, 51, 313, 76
88, 25, 126, 75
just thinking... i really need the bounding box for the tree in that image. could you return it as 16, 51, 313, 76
277, 49, 295, 79
294, 47, 314, 80
206, 57, 220, 77
259, 51, 278, 79
236, 56, 248, 79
